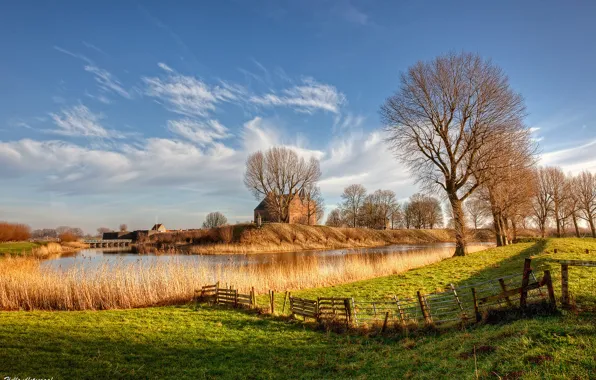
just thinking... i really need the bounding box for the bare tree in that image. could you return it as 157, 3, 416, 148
119, 224, 128, 232
544, 167, 569, 237
301, 184, 325, 225
340, 184, 367, 228
403, 194, 443, 229
203, 212, 228, 229
575, 171, 596, 237
244, 147, 321, 223
464, 197, 489, 230
381, 52, 526, 256
389, 203, 403, 229
325, 208, 343, 227
97, 227, 111, 236
532, 167, 553, 238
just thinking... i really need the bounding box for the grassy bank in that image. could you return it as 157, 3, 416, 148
182, 223, 494, 254
0, 241, 73, 258
1, 238, 595, 378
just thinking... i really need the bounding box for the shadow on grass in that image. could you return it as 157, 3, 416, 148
450, 239, 548, 288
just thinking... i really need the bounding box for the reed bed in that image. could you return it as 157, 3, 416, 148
0, 245, 492, 311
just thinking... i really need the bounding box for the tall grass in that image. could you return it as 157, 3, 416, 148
0, 245, 487, 311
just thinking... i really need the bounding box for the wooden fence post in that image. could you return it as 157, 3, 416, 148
234, 289, 238, 308
520, 258, 532, 308
498, 278, 513, 307
449, 283, 467, 322
417, 291, 432, 325
543, 270, 556, 308
394, 296, 406, 325
269, 290, 275, 314
471, 287, 481, 322
381, 312, 390, 333
282, 291, 289, 314
344, 298, 352, 324
561, 264, 569, 308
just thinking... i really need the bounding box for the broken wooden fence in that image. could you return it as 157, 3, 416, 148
197, 285, 255, 309
289, 296, 318, 320
556, 259, 596, 309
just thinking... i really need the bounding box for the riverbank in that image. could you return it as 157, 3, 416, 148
1, 238, 595, 378
174, 223, 494, 254
0, 241, 86, 258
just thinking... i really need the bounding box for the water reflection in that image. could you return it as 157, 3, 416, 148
42, 242, 495, 272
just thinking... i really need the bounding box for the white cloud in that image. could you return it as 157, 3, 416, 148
157, 62, 174, 72
49, 105, 115, 138
168, 119, 231, 146
142, 65, 243, 117
540, 139, 596, 173
250, 78, 346, 114
84, 65, 131, 99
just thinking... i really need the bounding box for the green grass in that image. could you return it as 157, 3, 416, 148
1, 238, 596, 379
0, 241, 40, 255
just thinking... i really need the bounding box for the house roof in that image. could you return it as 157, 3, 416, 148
254, 192, 309, 211
151, 223, 165, 230
254, 199, 268, 211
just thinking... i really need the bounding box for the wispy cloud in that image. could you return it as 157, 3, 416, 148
82, 41, 107, 56
250, 78, 346, 114
49, 105, 116, 138
53, 46, 93, 64
168, 119, 231, 146
142, 64, 245, 117
55, 45, 131, 102
336, 2, 370, 26
84, 65, 131, 99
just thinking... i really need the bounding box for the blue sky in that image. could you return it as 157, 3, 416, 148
1, 1, 596, 233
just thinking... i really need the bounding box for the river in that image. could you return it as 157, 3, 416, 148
42, 242, 495, 272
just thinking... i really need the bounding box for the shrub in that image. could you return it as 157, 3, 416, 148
219, 226, 234, 243
0, 222, 31, 242
58, 232, 78, 243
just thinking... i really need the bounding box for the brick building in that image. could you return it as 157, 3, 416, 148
254, 192, 316, 225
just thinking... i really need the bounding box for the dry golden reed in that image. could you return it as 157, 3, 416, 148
0, 245, 487, 311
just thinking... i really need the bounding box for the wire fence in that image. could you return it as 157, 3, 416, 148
195, 257, 565, 331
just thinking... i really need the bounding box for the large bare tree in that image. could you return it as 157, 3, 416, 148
381, 52, 526, 256
244, 146, 321, 223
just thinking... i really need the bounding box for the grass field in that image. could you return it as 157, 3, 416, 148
0, 241, 40, 255
1, 238, 595, 379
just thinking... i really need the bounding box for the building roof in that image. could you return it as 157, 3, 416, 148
151, 223, 165, 230
254, 192, 308, 212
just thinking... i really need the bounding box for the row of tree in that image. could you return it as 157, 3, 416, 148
325, 185, 443, 230
460, 166, 596, 245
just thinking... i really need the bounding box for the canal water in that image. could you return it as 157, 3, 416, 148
41, 242, 495, 272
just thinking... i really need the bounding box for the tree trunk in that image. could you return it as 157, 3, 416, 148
589, 217, 596, 238
572, 213, 580, 238
449, 196, 467, 256
493, 211, 503, 247
553, 200, 561, 238
511, 219, 518, 242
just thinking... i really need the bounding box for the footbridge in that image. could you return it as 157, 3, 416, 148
84, 239, 132, 248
